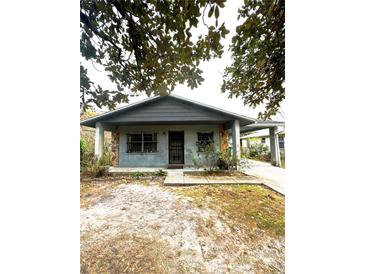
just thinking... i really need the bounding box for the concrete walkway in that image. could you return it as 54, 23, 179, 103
164, 170, 261, 186
109, 167, 166, 173
163, 170, 185, 185
242, 160, 285, 195
109, 164, 284, 195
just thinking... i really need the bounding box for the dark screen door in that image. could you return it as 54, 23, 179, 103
169, 131, 184, 164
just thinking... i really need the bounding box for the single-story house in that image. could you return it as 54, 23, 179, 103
80, 95, 284, 168
241, 128, 285, 151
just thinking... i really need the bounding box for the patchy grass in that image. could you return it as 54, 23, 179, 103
170, 185, 285, 237
80, 179, 123, 208
81, 233, 188, 274
81, 178, 284, 273
80, 176, 165, 208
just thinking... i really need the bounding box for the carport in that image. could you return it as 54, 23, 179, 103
240, 120, 285, 167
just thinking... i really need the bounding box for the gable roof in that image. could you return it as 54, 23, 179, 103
80, 94, 285, 132
80, 94, 257, 127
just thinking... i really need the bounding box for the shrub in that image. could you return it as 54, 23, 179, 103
88, 162, 108, 178
219, 153, 239, 170
98, 149, 112, 166
189, 145, 247, 171
80, 138, 95, 170
217, 157, 229, 170
154, 169, 168, 177
240, 147, 250, 158
188, 144, 221, 171
80, 139, 87, 155
257, 153, 271, 162
218, 148, 250, 171
80, 138, 87, 167
248, 143, 270, 160
83, 149, 112, 177
131, 171, 144, 179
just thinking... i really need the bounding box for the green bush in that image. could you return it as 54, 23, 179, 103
131, 171, 144, 179
218, 152, 239, 171
80, 139, 87, 155
88, 162, 108, 177
154, 169, 168, 177
80, 138, 93, 169
188, 145, 246, 171
98, 149, 112, 166
188, 144, 221, 171
82, 149, 112, 177
248, 143, 270, 160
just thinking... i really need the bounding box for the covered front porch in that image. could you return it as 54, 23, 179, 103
81, 94, 284, 169
92, 120, 243, 168
93, 120, 284, 168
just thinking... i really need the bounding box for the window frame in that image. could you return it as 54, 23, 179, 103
126, 132, 158, 153
196, 132, 214, 152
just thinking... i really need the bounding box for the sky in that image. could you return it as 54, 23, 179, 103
83, 1, 286, 121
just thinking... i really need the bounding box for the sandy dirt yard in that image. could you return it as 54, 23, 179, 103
80, 178, 284, 273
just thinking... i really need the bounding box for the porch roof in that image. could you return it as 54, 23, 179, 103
80, 94, 284, 131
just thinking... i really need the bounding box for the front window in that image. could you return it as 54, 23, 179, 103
197, 132, 214, 152
127, 133, 157, 153
261, 137, 266, 144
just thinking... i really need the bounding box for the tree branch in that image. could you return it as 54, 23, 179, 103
80, 10, 123, 61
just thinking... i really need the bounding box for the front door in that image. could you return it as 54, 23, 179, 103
168, 131, 184, 164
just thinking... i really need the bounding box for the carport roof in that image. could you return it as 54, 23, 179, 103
240, 120, 285, 133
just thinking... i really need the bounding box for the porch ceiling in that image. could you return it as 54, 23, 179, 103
98, 120, 237, 132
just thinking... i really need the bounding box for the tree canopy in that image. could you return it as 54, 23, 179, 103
222, 0, 285, 119
80, 0, 284, 118
80, 0, 228, 110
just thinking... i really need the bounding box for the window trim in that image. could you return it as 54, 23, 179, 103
126, 132, 158, 153
196, 132, 214, 152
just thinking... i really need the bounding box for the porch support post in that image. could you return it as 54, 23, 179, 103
94, 122, 104, 159
111, 127, 120, 167
231, 119, 241, 163
269, 126, 281, 167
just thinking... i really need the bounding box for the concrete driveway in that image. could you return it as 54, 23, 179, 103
242, 160, 285, 195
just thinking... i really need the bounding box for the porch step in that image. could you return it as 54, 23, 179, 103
167, 164, 184, 169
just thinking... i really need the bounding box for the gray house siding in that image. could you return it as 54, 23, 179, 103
107, 97, 237, 124
118, 124, 220, 167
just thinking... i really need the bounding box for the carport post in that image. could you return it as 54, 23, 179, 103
269, 127, 281, 167
95, 122, 104, 159
232, 119, 241, 164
